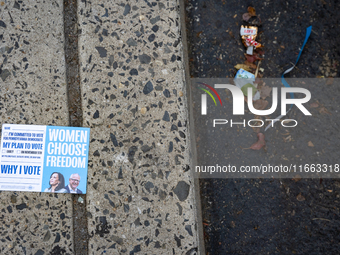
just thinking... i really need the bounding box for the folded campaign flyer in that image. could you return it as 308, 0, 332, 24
0, 124, 90, 194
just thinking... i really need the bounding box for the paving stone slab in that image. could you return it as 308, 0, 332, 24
78, 0, 200, 254
0, 1, 73, 254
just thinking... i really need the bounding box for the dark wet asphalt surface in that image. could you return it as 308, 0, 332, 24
185, 0, 340, 254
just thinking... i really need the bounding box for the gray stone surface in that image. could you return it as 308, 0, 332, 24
78, 0, 199, 254
0, 1, 73, 254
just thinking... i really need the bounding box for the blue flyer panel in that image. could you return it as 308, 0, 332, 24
0, 124, 90, 194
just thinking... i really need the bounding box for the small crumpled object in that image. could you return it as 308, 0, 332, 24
234, 69, 260, 100
244, 60, 257, 69
245, 53, 263, 63
240, 26, 257, 41
250, 133, 266, 150
253, 99, 268, 110
242, 7, 256, 21
234, 64, 252, 72
240, 25, 262, 55
247, 6, 256, 16
241, 83, 257, 97
259, 85, 272, 99
244, 37, 262, 48
242, 13, 252, 22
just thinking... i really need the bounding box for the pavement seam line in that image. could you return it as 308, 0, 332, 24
63, 0, 89, 254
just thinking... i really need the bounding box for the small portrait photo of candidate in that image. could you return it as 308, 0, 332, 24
65, 173, 83, 194
44, 172, 67, 193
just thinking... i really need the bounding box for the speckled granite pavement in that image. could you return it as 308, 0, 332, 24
0, 0, 74, 254
1, 0, 201, 254
78, 0, 200, 254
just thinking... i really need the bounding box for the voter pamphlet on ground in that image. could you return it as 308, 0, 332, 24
0, 124, 90, 194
